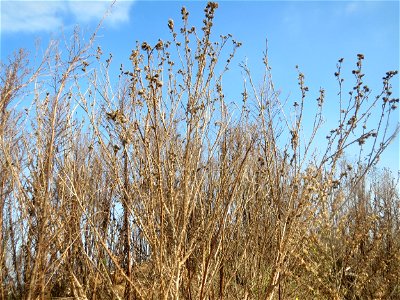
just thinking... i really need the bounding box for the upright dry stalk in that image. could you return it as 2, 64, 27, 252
1, 2, 398, 299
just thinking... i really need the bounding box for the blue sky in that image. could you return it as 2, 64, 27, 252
1, 0, 399, 172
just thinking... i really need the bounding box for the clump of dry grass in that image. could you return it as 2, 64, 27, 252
1, 2, 399, 299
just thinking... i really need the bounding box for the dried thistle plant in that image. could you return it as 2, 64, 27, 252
0, 2, 398, 300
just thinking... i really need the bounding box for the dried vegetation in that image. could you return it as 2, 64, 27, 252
1, 2, 399, 299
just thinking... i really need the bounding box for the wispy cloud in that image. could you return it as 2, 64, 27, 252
344, 2, 361, 15
342, 1, 381, 16
1, 1, 66, 33
67, 1, 132, 26
1, 0, 134, 34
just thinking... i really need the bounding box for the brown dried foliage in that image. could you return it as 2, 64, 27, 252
1, 2, 399, 299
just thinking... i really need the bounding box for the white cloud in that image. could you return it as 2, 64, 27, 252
0, 0, 134, 34
68, 1, 131, 26
1, 1, 67, 33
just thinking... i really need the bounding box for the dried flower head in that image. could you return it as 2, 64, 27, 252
168, 19, 174, 31
155, 39, 164, 50
181, 6, 189, 20
141, 42, 151, 51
